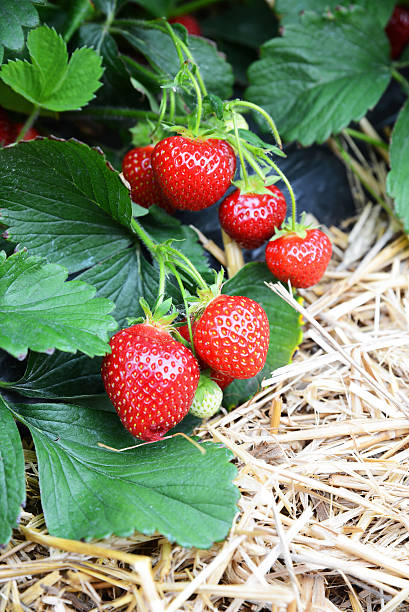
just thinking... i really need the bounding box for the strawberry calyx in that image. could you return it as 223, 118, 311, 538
188, 269, 225, 318
268, 214, 312, 242
232, 174, 280, 196
127, 297, 179, 334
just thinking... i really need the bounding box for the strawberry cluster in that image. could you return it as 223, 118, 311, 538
102, 20, 334, 443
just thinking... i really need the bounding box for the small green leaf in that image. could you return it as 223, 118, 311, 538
387, 99, 409, 233
11, 400, 239, 548
0, 25, 103, 111
237, 129, 286, 157
246, 7, 392, 144
0, 139, 133, 273
0, 252, 117, 359
0, 0, 39, 52
0, 395, 25, 545
117, 22, 234, 99
222, 263, 302, 407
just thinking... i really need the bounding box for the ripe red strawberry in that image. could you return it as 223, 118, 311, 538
177, 321, 234, 390
193, 295, 270, 379
151, 135, 236, 211
0, 108, 14, 146
265, 228, 332, 288
101, 323, 200, 441
122, 146, 174, 213
169, 14, 202, 36
219, 184, 287, 249
385, 5, 409, 59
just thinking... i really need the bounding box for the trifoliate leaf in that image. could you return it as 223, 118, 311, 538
246, 7, 392, 145
387, 100, 409, 233
10, 400, 239, 548
0, 395, 25, 545
0, 252, 117, 359
0, 139, 133, 273
0, 25, 103, 111
0, 0, 39, 52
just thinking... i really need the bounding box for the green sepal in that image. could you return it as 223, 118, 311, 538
232, 174, 280, 195
203, 94, 224, 120
269, 213, 313, 242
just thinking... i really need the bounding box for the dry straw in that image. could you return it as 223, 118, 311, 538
2, 132, 409, 610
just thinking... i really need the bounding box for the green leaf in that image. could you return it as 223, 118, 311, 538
0, 252, 117, 360
0, 25, 103, 111
237, 129, 286, 157
140, 206, 213, 285
0, 395, 25, 545
246, 7, 392, 145
0, 138, 133, 273
117, 22, 234, 99
11, 400, 239, 548
77, 247, 182, 329
0, 0, 39, 52
8, 351, 105, 399
222, 263, 302, 408
78, 24, 137, 107
387, 100, 409, 233
275, 0, 395, 28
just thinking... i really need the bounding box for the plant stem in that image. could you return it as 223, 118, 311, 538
156, 253, 167, 305
232, 112, 249, 190
186, 67, 203, 135
392, 68, 409, 96
343, 127, 388, 150
227, 100, 282, 149
162, 19, 185, 66
16, 106, 40, 143
167, 262, 196, 352
166, 246, 208, 289
62, 0, 94, 43
240, 145, 266, 182
169, 89, 176, 122
170, 0, 221, 17
261, 154, 297, 230
130, 217, 157, 253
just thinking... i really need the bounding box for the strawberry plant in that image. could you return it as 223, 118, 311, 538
0, 0, 343, 550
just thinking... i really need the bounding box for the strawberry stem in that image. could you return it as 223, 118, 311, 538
16, 105, 39, 143
227, 100, 282, 149
232, 112, 250, 191
167, 262, 196, 354
259, 153, 297, 231
185, 64, 203, 135
166, 246, 208, 290
239, 145, 266, 183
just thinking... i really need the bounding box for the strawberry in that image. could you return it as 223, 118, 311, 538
189, 374, 223, 419
385, 5, 409, 59
219, 184, 287, 249
169, 14, 202, 36
193, 295, 270, 379
101, 323, 200, 441
265, 228, 332, 288
177, 321, 234, 390
151, 135, 236, 211
122, 146, 174, 213
0, 108, 15, 146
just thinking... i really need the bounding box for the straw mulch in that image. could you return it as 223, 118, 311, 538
2, 139, 409, 611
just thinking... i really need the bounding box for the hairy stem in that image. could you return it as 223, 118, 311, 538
15, 105, 40, 143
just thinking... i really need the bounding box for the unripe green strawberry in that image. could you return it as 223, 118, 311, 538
189, 374, 223, 419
